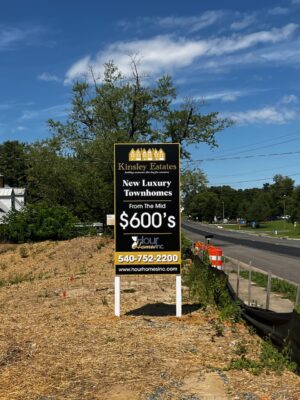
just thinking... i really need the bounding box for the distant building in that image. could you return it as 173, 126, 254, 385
0, 175, 26, 222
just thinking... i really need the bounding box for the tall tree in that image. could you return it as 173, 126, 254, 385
48, 60, 232, 158
0, 141, 28, 187
30, 60, 231, 220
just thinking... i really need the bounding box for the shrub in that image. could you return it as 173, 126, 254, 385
19, 246, 29, 258
181, 233, 192, 260
1, 202, 79, 243
183, 256, 241, 321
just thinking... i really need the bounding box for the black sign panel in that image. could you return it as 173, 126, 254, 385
114, 143, 181, 275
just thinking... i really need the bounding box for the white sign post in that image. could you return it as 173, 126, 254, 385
176, 275, 182, 317
114, 276, 121, 316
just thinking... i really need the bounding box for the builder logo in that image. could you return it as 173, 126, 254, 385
131, 236, 164, 250
129, 148, 166, 161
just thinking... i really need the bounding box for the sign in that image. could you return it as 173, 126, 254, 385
114, 143, 181, 275
106, 214, 115, 226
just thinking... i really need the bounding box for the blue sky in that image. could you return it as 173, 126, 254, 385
1, 0, 300, 189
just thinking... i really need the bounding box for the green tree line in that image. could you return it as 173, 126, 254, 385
183, 172, 300, 223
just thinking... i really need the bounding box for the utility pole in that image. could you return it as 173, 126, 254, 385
283, 194, 286, 230
222, 201, 225, 222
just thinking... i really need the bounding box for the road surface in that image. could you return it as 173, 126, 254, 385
183, 220, 300, 284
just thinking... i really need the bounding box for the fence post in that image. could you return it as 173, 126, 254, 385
248, 261, 252, 306
295, 284, 300, 307
236, 262, 240, 298
266, 270, 272, 310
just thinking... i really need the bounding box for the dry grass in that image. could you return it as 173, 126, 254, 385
0, 237, 299, 399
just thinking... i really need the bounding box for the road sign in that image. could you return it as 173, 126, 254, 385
106, 214, 115, 226
114, 143, 181, 275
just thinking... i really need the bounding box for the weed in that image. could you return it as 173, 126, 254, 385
105, 336, 116, 343
294, 304, 300, 314
0, 262, 8, 271
96, 241, 104, 250
248, 326, 257, 336
234, 341, 248, 357
260, 339, 297, 373
228, 337, 297, 375
214, 320, 224, 337
19, 246, 29, 258
123, 288, 136, 293
79, 266, 87, 275
9, 273, 34, 285
101, 296, 108, 306
38, 289, 50, 298
228, 357, 262, 375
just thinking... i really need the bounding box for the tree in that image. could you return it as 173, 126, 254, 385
28, 60, 232, 220
181, 169, 208, 198
245, 192, 272, 222
0, 141, 28, 187
186, 191, 218, 222
48, 60, 232, 158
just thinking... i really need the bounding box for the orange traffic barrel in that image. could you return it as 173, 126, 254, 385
207, 246, 223, 270
193, 241, 207, 255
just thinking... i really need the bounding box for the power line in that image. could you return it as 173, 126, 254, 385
209, 172, 300, 186
182, 149, 300, 163
208, 162, 300, 179
208, 131, 300, 158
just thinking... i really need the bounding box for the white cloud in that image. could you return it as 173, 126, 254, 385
38, 72, 60, 82
200, 90, 245, 102
21, 104, 69, 120
268, 7, 289, 15
0, 28, 24, 48
0, 26, 44, 50
65, 24, 298, 83
230, 15, 257, 30
227, 106, 298, 125
281, 94, 298, 104
207, 23, 298, 56
195, 37, 300, 72
156, 11, 224, 33
0, 103, 12, 110
118, 11, 224, 33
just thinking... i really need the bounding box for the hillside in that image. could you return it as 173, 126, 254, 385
0, 237, 300, 399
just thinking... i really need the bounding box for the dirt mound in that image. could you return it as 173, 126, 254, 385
0, 237, 299, 399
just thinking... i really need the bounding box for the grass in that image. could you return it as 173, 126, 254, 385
0, 273, 34, 287
228, 338, 297, 375
239, 270, 297, 302
217, 220, 300, 238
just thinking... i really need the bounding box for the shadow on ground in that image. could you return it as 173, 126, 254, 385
125, 302, 201, 317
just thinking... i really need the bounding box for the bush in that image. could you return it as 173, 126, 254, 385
183, 256, 241, 321
1, 202, 79, 243
181, 233, 192, 260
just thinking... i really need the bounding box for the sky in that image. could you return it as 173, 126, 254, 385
1, 0, 300, 189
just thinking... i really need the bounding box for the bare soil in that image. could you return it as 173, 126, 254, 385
0, 237, 299, 399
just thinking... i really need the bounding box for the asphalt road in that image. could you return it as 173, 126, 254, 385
182, 220, 300, 284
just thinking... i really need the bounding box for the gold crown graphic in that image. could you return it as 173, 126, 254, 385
129, 148, 166, 161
